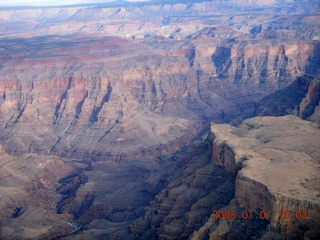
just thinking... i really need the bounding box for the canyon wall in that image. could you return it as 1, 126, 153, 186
0, 1, 320, 239
255, 73, 320, 125
191, 115, 320, 239
130, 140, 235, 240
0, 0, 319, 161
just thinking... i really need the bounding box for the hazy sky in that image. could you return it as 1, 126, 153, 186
0, 0, 145, 6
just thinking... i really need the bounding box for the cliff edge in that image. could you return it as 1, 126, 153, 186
193, 115, 320, 239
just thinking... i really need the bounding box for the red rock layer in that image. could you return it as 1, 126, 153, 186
0, 35, 318, 161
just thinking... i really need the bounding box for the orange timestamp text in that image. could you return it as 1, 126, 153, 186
212, 210, 309, 220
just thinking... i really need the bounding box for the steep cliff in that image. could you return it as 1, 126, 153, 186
1, 116, 318, 239
0, 1, 320, 239
192, 116, 320, 239
0, 15, 319, 161
1, 0, 320, 162
256, 73, 320, 125
130, 140, 235, 240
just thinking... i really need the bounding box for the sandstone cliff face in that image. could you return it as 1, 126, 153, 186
297, 77, 320, 122
0, 1, 320, 239
0, 1, 319, 162
0, 36, 202, 161
2, 115, 318, 239
255, 73, 320, 125
129, 141, 235, 240
191, 116, 320, 239
0, 29, 319, 161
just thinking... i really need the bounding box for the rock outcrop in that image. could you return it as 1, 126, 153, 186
192, 116, 320, 239
0, 144, 88, 239
0, 0, 320, 239
130, 140, 235, 240
256, 73, 320, 125
0, 0, 319, 161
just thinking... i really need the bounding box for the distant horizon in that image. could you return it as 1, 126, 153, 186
0, 0, 154, 7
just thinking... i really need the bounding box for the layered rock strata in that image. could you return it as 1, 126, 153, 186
0, 144, 88, 239
0, 0, 320, 239
0, 33, 319, 162
1, 115, 319, 239
0, 0, 319, 162
256, 73, 320, 125
130, 140, 235, 240
192, 115, 320, 239
0, 1, 319, 39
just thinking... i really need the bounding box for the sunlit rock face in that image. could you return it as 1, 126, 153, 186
0, 0, 319, 239
191, 116, 320, 240
0, 10, 319, 161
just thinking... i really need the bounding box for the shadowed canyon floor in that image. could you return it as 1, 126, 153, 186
0, 0, 320, 239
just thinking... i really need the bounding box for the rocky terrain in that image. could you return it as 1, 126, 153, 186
254, 73, 320, 125
191, 115, 320, 239
0, 0, 320, 161
0, 0, 319, 239
0, 144, 87, 239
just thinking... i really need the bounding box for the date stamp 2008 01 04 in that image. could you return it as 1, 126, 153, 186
212, 210, 309, 220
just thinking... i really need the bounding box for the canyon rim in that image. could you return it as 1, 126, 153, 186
0, 0, 319, 239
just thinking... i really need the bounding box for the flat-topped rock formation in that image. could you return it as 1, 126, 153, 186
1, 115, 319, 239
0, 12, 319, 162
192, 115, 320, 239
0, 0, 319, 163
0, 0, 319, 239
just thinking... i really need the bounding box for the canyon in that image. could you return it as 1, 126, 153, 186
0, 0, 319, 239
192, 115, 320, 239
